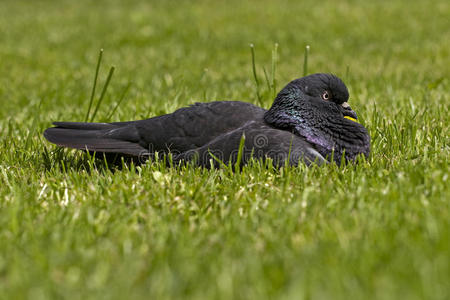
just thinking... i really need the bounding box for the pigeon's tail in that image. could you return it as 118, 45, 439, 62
43, 122, 148, 157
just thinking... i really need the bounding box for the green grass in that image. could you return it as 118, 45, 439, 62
0, 0, 449, 299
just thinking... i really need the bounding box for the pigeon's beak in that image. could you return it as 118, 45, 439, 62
340, 102, 358, 122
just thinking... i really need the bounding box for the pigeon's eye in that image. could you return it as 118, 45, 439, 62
321, 91, 330, 100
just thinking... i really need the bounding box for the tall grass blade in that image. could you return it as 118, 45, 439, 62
90, 66, 115, 122
105, 81, 132, 122
234, 133, 246, 173
271, 43, 278, 99
303, 45, 310, 76
263, 67, 271, 92
85, 49, 103, 122
249, 44, 262, 106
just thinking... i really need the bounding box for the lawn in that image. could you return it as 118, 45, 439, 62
0, 0, 449, 299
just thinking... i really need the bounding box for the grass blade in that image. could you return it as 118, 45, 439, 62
303, 44, 310, 76
105, 81, 132, 122
234, 133, 246, 173
90, 66, 115, 122
271, 43, 278, 99
85, 49, 104, 122
249, 44, 262, 106
263, 67, 271, 92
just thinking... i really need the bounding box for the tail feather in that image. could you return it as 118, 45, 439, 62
44, 122, 147, 157
52, 121, 134, 130
52, 122, 118, 131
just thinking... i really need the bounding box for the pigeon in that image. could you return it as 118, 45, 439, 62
44, 73, 370, 167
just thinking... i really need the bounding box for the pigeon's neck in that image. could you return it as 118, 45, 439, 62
264, 107, 370, 164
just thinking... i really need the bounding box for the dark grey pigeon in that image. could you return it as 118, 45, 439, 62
44, 73, 370, 167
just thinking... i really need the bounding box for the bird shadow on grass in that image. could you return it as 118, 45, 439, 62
40, 145, 267, 175
40, 146, 212, 175
41, 146, 140, 174
40, 139, 364, 176
40, 146, 339, 178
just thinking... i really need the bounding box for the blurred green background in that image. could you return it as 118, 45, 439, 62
1, 0, 448, 120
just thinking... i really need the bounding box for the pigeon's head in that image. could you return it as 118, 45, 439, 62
300, 73, 358, 121
302, 73, 349, 104
264, 73, 370, 163
266, 73, 358, 123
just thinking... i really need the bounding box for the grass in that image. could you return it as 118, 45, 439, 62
0, 0, 449, 299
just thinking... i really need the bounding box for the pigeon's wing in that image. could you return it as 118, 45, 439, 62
173, 121, 326, 167
43, 101, 265, 158
134, 101, 266, 153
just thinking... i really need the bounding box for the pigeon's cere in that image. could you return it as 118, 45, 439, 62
344, 116, 358, 122
44, 73, 371, 167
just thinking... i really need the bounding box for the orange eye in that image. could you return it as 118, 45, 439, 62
322, 91, 330, 100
